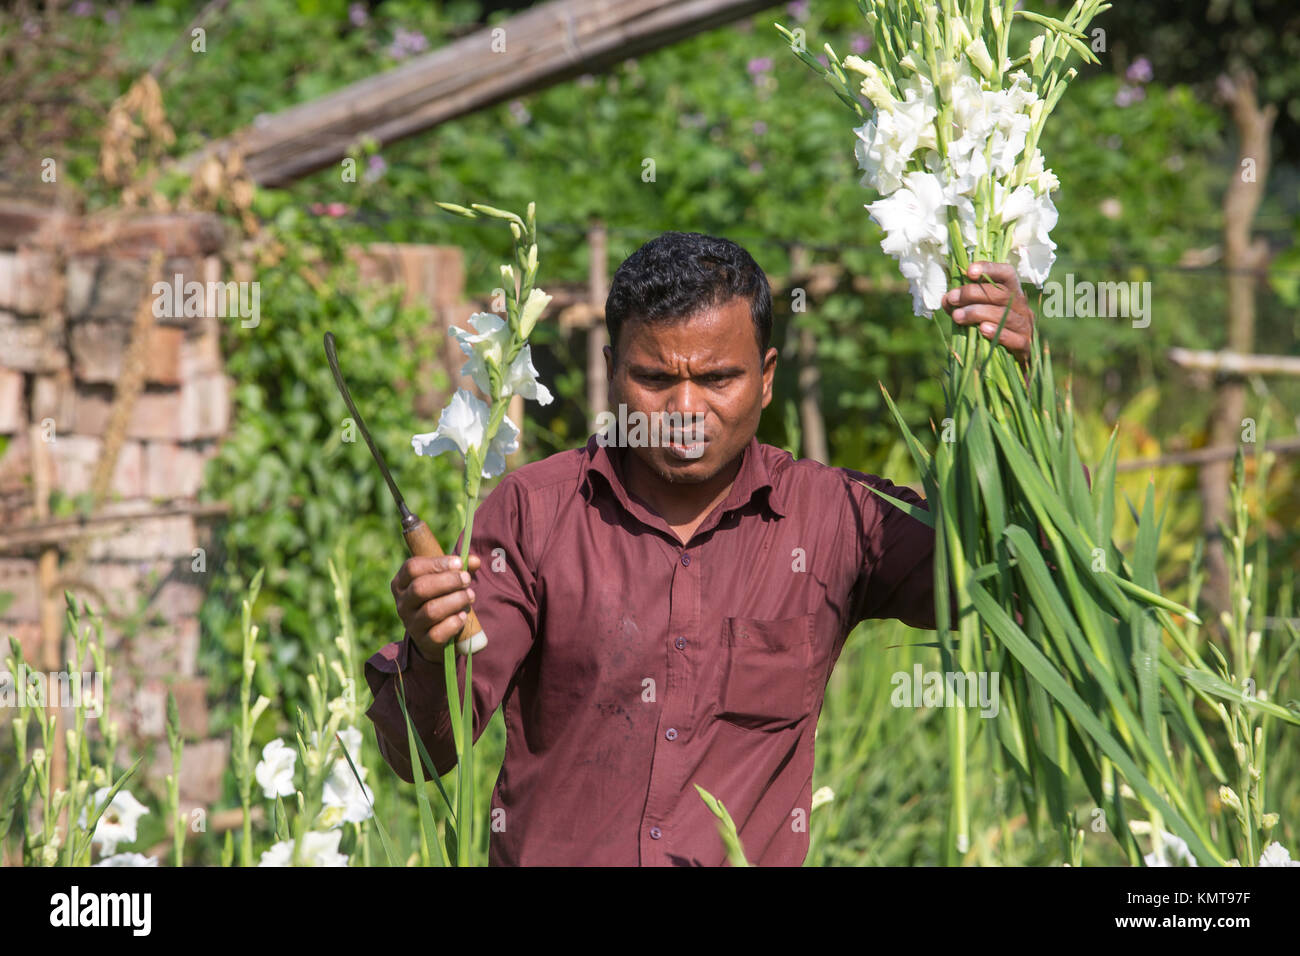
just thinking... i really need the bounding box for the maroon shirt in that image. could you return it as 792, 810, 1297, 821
364, 432, 936, 865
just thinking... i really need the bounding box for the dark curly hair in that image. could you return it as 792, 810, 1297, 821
604, 231, 772, 365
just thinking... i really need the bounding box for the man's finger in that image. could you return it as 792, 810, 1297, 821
968, 261, 1021, 290
979, 322, 1029, 358
945, 282, 1012, 311
394, 553, 478, 590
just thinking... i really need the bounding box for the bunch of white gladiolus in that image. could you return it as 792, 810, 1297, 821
777, 0, 1300, 869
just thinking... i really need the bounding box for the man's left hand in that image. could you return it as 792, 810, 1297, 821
942, 261, 1036, 363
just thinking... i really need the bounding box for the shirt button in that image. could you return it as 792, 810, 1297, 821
650, 826, 662, 840
675, 636, 686, 650
665, 727, 678, 740
681, 553, 691, 566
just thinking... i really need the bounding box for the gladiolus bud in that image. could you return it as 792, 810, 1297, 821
518, 288, 552, 339
1219, 785, 1242, 813
436, 202, 478, 218
510, 222, 522, 240
965, 38, 995, 79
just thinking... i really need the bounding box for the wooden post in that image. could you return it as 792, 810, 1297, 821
1197, 70, 1276, 616
790, 245, 828, 464
587, 219, 610, 430
30, 421, 67, 837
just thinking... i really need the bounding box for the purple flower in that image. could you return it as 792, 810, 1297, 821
850, 34, 872, 55
752, 120, 768, 136
22, 18, 40, 36
72, 1, 94, 16
387, 27, 428, 59
364, 154, 387, 182
747, 57, 773, 77
749, 161, 764, 174
349, 3, 369, 27
102, 9, 119, 24
1114, 84, 1145, 108
785, 0, 810, 22
1125, 56, 1153, 84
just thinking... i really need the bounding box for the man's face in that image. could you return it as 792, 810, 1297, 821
604, 296, 777, 485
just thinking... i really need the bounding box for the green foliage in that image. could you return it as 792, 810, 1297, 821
197, 212, 463, 749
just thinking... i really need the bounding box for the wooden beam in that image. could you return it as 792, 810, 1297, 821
0, 501, 230, 553
179, 0, 782, 186
1168, 348, 1300, 377
1115, 436, 1300, 473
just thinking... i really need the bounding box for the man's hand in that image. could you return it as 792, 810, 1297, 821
942, 261, 1036, 363
391, 554, 481, 662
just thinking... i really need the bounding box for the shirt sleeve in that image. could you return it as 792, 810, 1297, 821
363, 473, 541, 783
841, 470, 944, 631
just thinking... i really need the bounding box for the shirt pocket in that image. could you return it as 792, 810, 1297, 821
717, 613, 816, 729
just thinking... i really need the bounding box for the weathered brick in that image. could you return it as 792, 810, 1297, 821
144, 441, 205, 499
179, 373, 229, 441
178, 325, 222, 376
86, 511, 197, 561
0, 369, 24, 434
125, 388, 183, 442
0, 249, 58, 314
0, 310, 61, 373
0, 619, 43, 664
146, 736, 230, 805
170, 676, 208, 736
46, 434, 143, 498
0, 558, 39, 620
47, 434, 99, 495
69, 384, 110, 436
30, 370, 75, 434
70, 322, 186, 387
129, 616, 199, 678
69, 257, 149, 321
130, 677, 168, 737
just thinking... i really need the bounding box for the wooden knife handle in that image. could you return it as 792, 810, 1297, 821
403, 517, 486, 657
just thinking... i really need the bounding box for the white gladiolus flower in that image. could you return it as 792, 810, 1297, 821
412, 388, 521, 479
1143, 831, 1198, 867
79, 787, 149, 857
254, 738, 298, 800
1024, 148, 1060, 194
258, 840, 295, 866
1004, 189, 1059, 287
1258, 842, 1299, 866
867, 171, 950, 315
258, 830, 350, 867
336, 725, 363, 761
452, 313, 553, 405
94, 852, 158, 867
322, 758, 375, 826
811, 786, 835, 812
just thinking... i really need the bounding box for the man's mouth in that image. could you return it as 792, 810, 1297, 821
664, 436, 708, 459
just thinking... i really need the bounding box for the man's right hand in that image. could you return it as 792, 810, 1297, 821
391, 554, 481, 662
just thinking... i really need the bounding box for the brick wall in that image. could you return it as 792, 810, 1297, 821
0, 200, 230, 806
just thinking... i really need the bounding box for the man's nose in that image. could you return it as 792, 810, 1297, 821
664, 381, 707, 418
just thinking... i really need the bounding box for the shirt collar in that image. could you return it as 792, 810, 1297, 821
581, 431, 786, 526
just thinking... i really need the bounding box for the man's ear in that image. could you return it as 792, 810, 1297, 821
760, 346, 777, 409
603, 343, 614, 385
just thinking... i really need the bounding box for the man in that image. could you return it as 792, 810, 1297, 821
365, 231, 1035, 865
